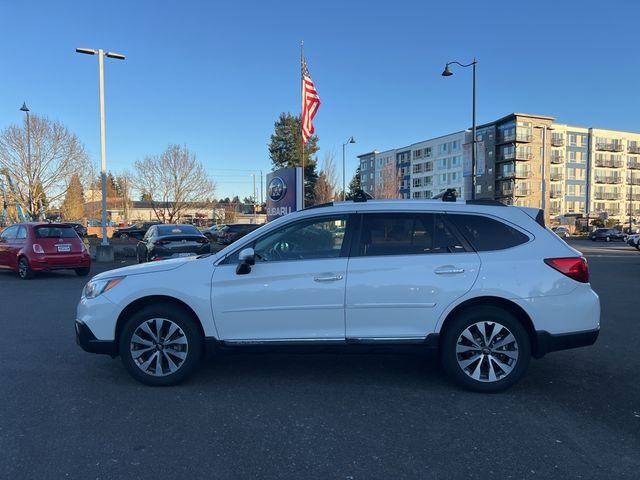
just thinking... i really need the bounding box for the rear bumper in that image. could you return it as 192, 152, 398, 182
31, 254, 91, 271
533, 328, 599, 358
75, 319, 117, 357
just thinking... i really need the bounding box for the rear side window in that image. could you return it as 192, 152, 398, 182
35, 226, 78, 239
357, 213, 466, 257
447, 214, 529, 251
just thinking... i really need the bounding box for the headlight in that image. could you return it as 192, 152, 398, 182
83, 277, 125, 299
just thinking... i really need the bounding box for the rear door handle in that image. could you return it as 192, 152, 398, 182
435, 267, 465, 275
314, 274, 344, 282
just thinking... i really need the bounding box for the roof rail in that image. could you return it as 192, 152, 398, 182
466, 198, 506, 207
301, 202, 333, 211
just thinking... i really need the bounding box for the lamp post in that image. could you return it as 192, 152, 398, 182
19, 102, 33, 219
76, 47, 125, 246
342, 136, 356, 201
442, 59, 477, 199
534, 125, 554, 213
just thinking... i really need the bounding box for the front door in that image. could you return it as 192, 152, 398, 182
345, 212, 480, 339
0, 225, 19, 269
211, 214, 352, 341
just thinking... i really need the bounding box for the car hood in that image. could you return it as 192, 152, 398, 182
90, 253, 220, 281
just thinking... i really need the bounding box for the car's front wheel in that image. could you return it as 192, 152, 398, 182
119, 304, 203, 386
440, 306, 531, 393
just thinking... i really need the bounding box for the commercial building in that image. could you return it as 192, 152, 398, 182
359, 112, 640, 227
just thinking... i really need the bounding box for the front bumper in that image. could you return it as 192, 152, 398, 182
532, 328, 599, 358
75, 319, 117, 357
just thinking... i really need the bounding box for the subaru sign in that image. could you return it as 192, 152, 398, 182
266, 167, 303, 222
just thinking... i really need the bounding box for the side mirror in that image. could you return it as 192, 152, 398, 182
235, 247, 255, 275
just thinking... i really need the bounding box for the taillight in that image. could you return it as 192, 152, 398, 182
154, 240, 169, 246
33, 244, 44, 254
544, 257, 589, 283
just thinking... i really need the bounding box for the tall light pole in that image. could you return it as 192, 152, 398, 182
19, 102, 33, 219
76, 47, 125, 246
342, 136, 356, 200
442, 59, 477, 199
534, 125, 554, 213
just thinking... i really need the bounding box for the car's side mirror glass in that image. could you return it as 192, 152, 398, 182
236, 247, 255, 275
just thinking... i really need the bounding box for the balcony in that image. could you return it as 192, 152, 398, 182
551, 137, 565, 147
607, 209, 621, 216
595, 176, 623, 184
628, 178, 640, 185
550, 173, 564, 181
631, 194, 640, 201
550, 155, 565, 164
549, 208, 562, 215
497, 133, 516, 144
628, 161, 640, 170
594, 159, 624, 168
596, 142, 624, 152
497, 188, 513, 197
516, 133, 533, 143
549, 190, 563, 198
594, 192, 621, 200
628, 145, 640, 154
515, 151, 533, 161
497, 171, 532, 180
514, 189, 531, 197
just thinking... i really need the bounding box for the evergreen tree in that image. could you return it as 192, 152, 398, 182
268, 112, 319, 205
60, 174, 85, 220
346, 166, 362, 200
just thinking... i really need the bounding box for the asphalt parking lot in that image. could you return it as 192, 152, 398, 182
1, 239, 639, 479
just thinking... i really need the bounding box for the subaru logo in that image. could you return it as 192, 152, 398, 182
268, 177, 287, 202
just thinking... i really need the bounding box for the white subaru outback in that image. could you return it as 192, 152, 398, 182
76, 196, 600, 392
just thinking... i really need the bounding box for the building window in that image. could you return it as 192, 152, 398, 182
413, 163, 423, 174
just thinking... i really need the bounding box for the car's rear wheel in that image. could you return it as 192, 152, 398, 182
75, 267, 90, 277
440, 306, 530, 393
18, 257, 35, 280
119, 304, 203, 386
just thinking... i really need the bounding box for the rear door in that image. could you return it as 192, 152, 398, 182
345, 212, 481, 340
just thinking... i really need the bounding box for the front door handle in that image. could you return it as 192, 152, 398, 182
314, 274, 344, 282
435, 267, 465, 275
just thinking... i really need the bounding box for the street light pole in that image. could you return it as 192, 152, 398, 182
76, 47, 125, 246
442, 59, 477, 200
19, 103, 32, 219
342, 136, 355, 201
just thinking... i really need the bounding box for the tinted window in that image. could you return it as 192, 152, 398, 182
357, 213, 465, 257
447, 214, 529, 251
157, 225, 201, 236
34, 226, 78, 238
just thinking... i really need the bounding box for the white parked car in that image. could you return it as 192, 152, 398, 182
627, 233, 640, 250
76, 196, 600, 392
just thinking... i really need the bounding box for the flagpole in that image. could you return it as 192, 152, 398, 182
300, 40, 305, 207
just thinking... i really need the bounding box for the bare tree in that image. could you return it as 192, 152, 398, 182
375, 162, 400, 199
0, 114, 91, 218
313, 152, 339, 204
132, 144, 215, 223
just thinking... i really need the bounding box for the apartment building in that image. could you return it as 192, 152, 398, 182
359, 112, 640, 227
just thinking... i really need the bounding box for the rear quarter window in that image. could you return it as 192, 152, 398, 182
447, 214, 529, 251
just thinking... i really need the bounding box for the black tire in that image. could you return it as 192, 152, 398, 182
75, 267, 90, 277
440, 306, 531, 393
18, 257, 35, 280
119, 304, 203, 386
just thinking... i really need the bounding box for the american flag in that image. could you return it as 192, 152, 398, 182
301, 56, 320, 144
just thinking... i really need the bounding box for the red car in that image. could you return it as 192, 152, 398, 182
0, 223, 91, 279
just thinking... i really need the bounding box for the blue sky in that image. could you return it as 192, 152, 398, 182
1, 0, 639, 200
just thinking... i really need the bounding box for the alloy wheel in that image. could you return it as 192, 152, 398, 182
455, 321, 519, 382
130, 318, 189, 377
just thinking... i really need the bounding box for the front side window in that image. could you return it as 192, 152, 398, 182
251, 215, 349, 262
16, 226, 27, 239
356, 213, 465, 257
0, 225, 18, 240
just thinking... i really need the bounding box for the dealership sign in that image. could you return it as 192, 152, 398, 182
266, 167, 303, 222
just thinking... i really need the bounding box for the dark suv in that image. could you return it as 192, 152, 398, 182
217, 223, 261, 245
